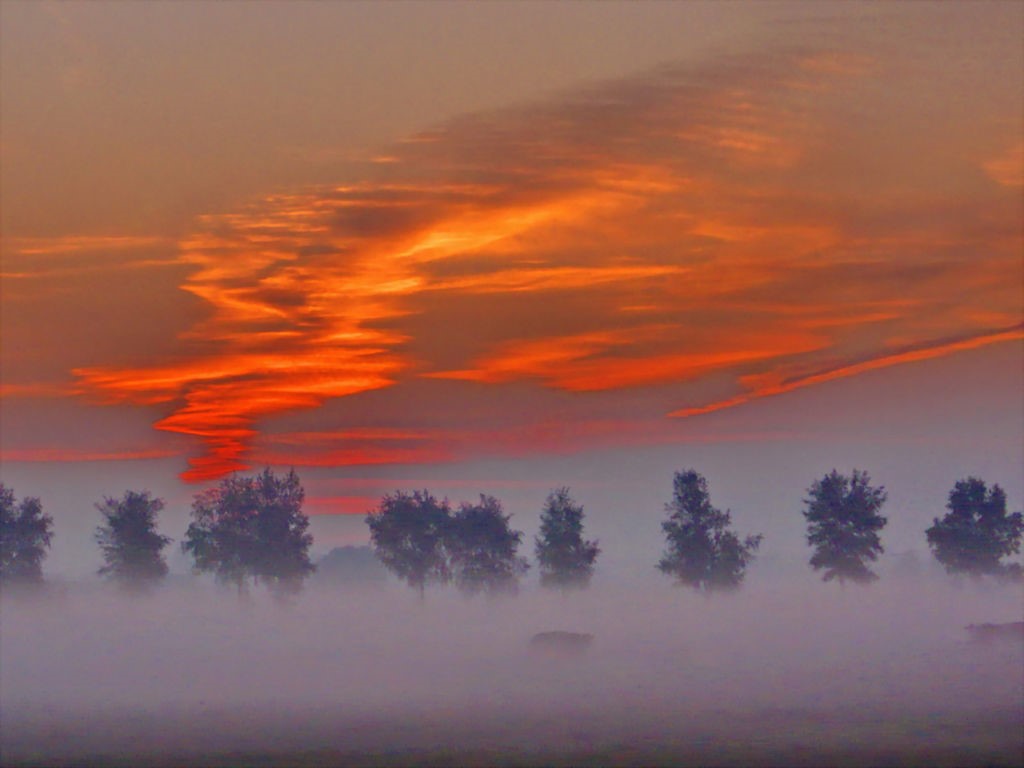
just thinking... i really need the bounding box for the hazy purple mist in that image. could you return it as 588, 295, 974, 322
2, 568, 1021, 766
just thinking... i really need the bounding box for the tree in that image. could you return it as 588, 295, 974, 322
448, 495, 529, 597
315, 545, 389, 586
183, 468, 315, 597
366, 490, 452, 599
535, 487, 600, 590
926, 477, 1023, 579
657, 470, 762, 591
0, 483, 54, 586
95, 491, 172, 591
803, 469, 887, 585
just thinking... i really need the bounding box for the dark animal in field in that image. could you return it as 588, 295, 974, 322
529, 631, 594, 657
965, 622, 1024, 645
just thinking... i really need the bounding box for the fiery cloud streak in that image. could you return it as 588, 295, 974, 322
73, 45, 1022, 481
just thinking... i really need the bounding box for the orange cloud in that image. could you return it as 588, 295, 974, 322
427, 327, 829, 391
76, 350, 403, 482
671, 327, 1024, 419
69, 43, 1022, 481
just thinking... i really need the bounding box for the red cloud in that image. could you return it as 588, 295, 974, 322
70, 45, 1022, 481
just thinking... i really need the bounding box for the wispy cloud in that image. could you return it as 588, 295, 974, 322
252, 418, 670, 470
72, 42, 1022, 481
0, 235, 180, 281
0, 382, 71, 399
6, 235, 169, 256
670, 326, 1024, 419
0, 447, 179, 463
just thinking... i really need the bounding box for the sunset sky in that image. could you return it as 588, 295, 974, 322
1, 1, 1021, 577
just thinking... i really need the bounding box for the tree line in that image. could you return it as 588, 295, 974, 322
364, 488, 598, 599
1, 468, 1021, 596
0, 469, 312, 597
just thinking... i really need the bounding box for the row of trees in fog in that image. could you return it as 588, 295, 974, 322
0, 470, 313, 597
2, 469, 1022, 596
366, 487, 598, 599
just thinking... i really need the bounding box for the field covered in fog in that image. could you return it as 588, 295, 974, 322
2, 574, 1021, 767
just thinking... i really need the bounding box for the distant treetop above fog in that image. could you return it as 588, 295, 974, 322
535, 487, 600, 591
803, 469, 888, 586
1, 483, 54, 587
926, 477, 1023, 581
658, 470, 762, 592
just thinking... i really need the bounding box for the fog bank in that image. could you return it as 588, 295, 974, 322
2, 573, 1021, 766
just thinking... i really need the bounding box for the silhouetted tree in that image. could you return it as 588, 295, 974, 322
535, 487, 599, 590
315, 545, 389, 586
803, 469, 887, 585
0, 483, 53, 587
658, 470, 762, 591
367, 490, 452, 599
926, 477, 1023, 579
448, 495, 529, 597
183, 468, 314, 597
95, 491, 172, 591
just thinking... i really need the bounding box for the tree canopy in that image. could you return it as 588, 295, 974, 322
367, 490, 453, 598
367, 491, 530, 598
926, 477, 1023, 579
535, 487, 599, 590
183, 468, 315, 596
657, 470, 762, 592
95, 491, 172, 591
803, 469, 887, 584
315, 545, 389, 586
0, 483, 54, 586
448, 495, 529, 597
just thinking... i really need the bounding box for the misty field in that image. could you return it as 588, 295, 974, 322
2, 576, 1021, 767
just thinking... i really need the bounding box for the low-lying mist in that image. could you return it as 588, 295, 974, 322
2, 572, 1021, 766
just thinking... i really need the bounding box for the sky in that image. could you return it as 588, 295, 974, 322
1, 1, 1022, 577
